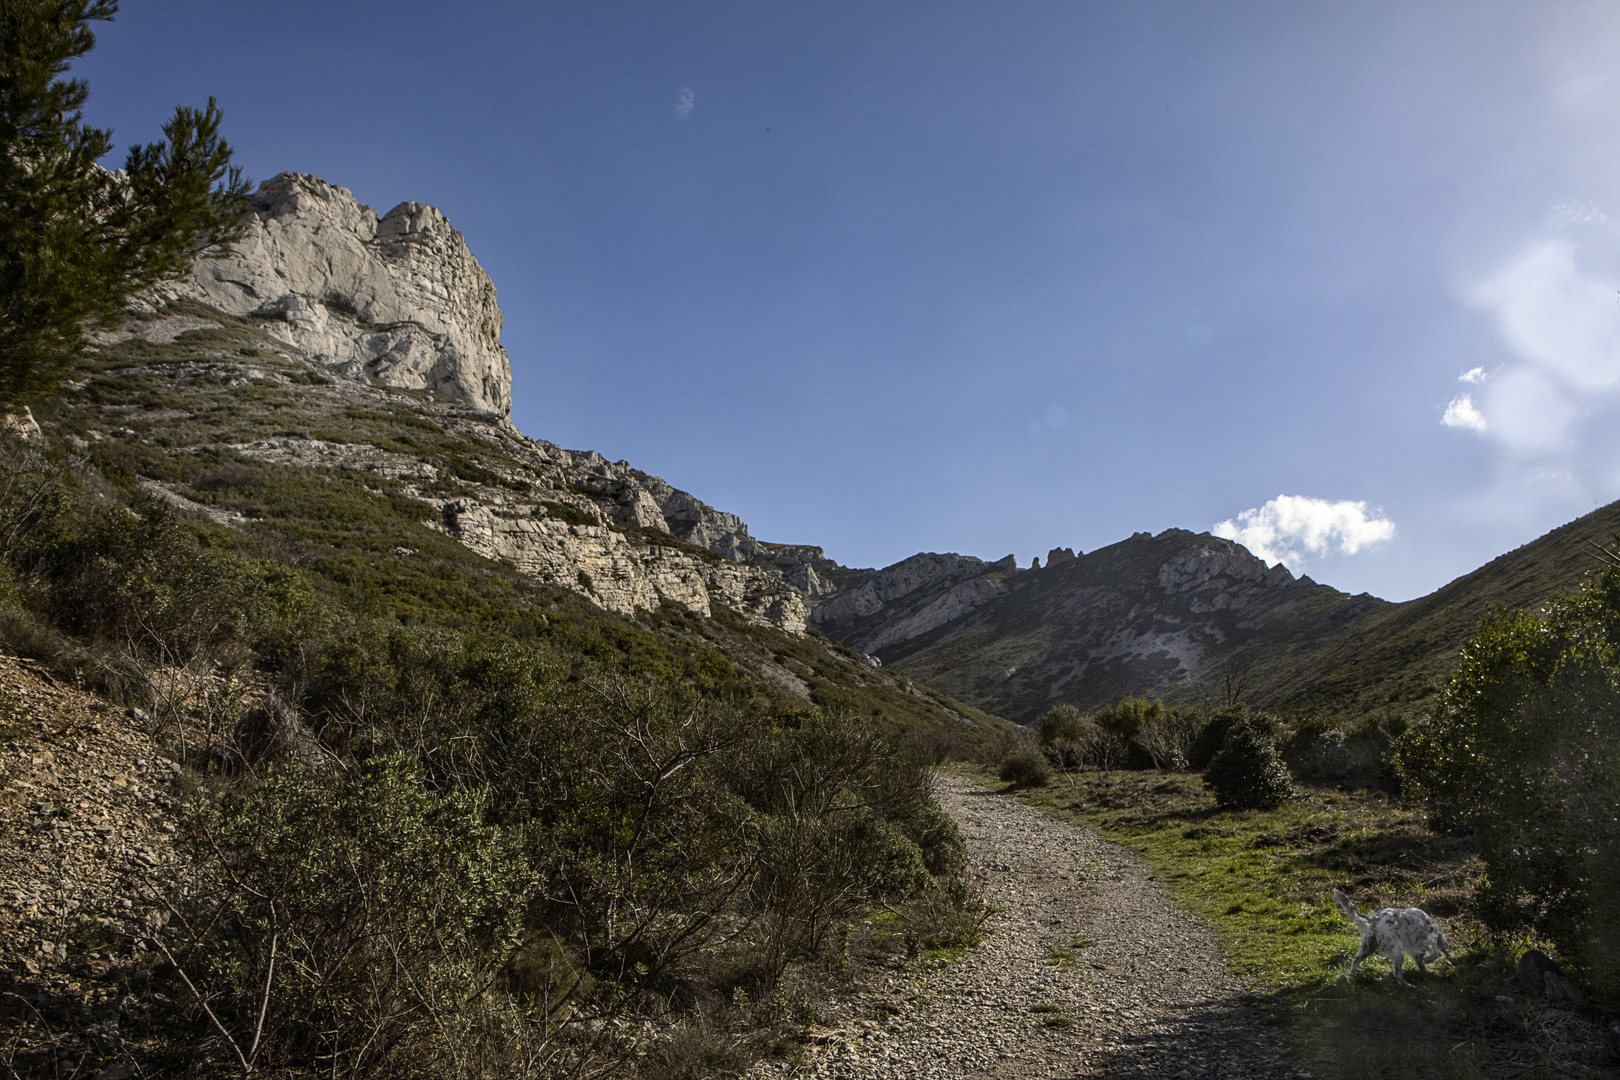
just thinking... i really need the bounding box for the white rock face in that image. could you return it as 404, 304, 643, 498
217, 414, 807, 633
436, 498, 807, 633
858, 574, 1013, 653
161, 173, 512, 414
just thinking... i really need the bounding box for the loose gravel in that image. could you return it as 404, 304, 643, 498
758, 772, 1301, 1079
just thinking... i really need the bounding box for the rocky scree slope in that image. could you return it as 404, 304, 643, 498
0, 655, 190, 1077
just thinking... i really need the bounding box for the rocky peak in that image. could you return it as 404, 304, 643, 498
1156, 534, 1300, 595
155, 173, 512, 414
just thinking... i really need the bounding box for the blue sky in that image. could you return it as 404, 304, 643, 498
78, 1, 1620, 601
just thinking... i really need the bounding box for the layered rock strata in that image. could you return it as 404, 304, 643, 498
212, 399, 807, 632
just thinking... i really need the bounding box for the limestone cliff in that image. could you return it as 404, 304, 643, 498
214, 413, 807, 634
147, 173, 512, 414
96, 171, 1412, 696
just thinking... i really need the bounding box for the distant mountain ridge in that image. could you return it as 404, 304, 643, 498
801, 505, 1620, 723
811, 531, 1390, 723
74, 171, 1620, 727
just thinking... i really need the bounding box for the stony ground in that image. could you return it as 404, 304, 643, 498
0, 655, 188, 1078
756, 772, 1301, 1080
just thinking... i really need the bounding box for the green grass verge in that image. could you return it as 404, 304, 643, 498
958, 764, 1618, 1080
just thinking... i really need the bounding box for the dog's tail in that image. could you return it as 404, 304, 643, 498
1332, 888, 1370, 933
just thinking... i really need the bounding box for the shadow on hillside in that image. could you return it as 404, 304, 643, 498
1061, 971, 1619, 1080
0, 963, 190, 1078
1049, 974, 1620, 1080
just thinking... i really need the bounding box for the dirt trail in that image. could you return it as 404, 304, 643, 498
761, 772, 1299, 1079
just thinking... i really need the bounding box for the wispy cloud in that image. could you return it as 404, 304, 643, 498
1212, 495, 1395, 569
1454, 224, 1620, 458
1442, 393, 1488, 432
675, 86, 696, 118
1469, 238, 1620, 395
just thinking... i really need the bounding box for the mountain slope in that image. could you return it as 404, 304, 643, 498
852, 506, 1620, 724
872, 531, 1384, 723
14, 172, 1010, 749
42, 170, 1617, 734
1253, 500, 1620, 717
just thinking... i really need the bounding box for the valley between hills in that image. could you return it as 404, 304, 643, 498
3, 171, 1616, 1079
55, 171, 1619, 731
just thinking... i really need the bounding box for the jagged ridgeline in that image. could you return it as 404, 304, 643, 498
33, 169, 1620, 732
33, 172, 1004, 742
843, 511, 1620, 725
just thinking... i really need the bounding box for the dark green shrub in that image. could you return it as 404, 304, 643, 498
725, 710, 957, 981
999, 746, 1052, 788
1187, 705, 1281, 769
1038, 703, 1086, 744
1093, 697, 1159, 768
1133, 706, 1202, 771
1203, 720, 1292, 809
181, 756, 543, 1078
898, 724, 968, 765
1282, 716, 1391, 788
1396, 574, 1620, 995
1036, 703, 1124, 769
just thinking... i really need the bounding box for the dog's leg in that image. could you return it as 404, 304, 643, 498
1414, 952, 1427, 975
1346, 937, 1373, 980
1391, 952, 1411, 988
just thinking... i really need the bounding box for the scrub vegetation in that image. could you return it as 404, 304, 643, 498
984, 567, 1620, 1080
0, 339, 995, 1077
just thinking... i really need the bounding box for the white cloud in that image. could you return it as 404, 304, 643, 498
1469, 237, 1620, 395
1459, 366, 1490, 384
1212, 495, 1395, 569
675, 86, 696, 118
1442, 393, 1488, 432
1549, 200, 1608, 227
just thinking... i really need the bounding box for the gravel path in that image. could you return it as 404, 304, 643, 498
762, 773, 1300, 1080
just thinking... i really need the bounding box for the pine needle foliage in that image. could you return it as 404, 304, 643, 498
0, 0, 250, 405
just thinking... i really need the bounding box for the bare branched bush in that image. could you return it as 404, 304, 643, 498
1134, 710, 1200, 771
176, 756, 550, 1079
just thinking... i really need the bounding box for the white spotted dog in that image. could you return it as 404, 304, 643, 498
1331, 888, 1451, 987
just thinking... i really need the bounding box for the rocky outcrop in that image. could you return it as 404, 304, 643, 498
808, 551, 1017, 651
195, 391, 805, 632
435, 498, 805, 633
151, 173, 511, 414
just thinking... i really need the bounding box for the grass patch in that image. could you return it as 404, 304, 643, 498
1030, 1003, 1076, 1027
1045, 936, 1095, 969
963, 764, 1618, 1080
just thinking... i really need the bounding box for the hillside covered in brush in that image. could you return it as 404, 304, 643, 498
0, 171, 1005, 1078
